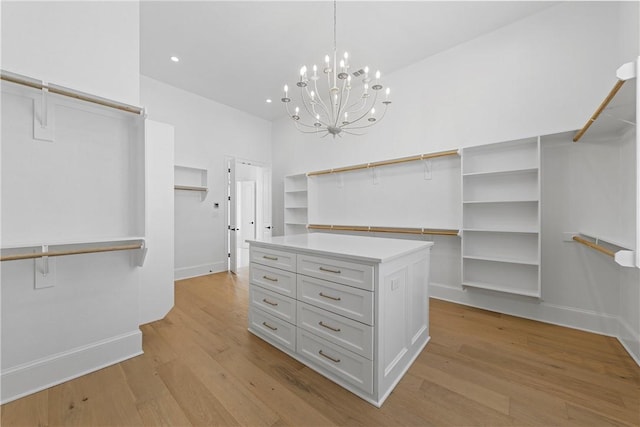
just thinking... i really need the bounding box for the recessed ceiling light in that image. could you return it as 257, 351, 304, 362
266, 99, 272, 103
170, 56, 180, 62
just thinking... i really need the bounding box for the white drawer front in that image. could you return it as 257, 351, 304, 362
297, 275, 374, 325
250, 264, 296, 298
250, 246, 297, 272
297, 254, 374, 291
297, 328, 373, 394
250, 285, 296, 324
298, 302, 373, 359
249, 308, 296, 352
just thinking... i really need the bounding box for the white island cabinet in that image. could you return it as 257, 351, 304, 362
247, 233, 433, 407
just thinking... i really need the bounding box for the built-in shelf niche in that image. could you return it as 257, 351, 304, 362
284, 173, 308, 235
174, 165, 208, 201
461, 137, 541, 298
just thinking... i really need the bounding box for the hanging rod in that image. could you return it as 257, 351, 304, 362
572, 236, 615, 257
573, 79, 626, 142
307, 149, 459, 177
174, 185, 208, 192
0, 243, 143, 262
308, 224, 459, 236
1, 70, 144, 115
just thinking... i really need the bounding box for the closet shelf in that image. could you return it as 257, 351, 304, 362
565, 232, 635, 267
573, 60, 637, 142
462, 281, 540, 298
463, 228, 539, 234
462, 199, 538, 204
462, 167, 538, 178
462, 255, 539, 266
284, 189, 308, 194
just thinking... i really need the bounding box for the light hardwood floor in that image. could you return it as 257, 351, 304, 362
2, 270, 639, 426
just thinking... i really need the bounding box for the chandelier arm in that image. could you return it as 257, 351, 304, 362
341, 129, 366, 136
294, 121, 328, 134
299, 87, 326, 126
345, 96, 369, 115
335, 77, 349, 128
304, 81, 331, 120
343, 90, 379, 128
311, 77, 332, 119
343, 104, 389, 130
284, 102, 319, 129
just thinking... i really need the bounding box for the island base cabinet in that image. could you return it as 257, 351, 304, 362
247, 234, 433, 407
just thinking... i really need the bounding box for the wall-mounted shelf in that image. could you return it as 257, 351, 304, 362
564, 232, 635, 267
174, 165, 208, 201
461, 137, 541, 298
284, 174, 308, 235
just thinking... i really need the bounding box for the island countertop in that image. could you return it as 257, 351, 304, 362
247, 233, 433, 264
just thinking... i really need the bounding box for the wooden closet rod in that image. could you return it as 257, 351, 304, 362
307, 149, 459, 177
174, 185, 207, 192
572, 236, 615, 257
1, 70, 144, 115
573, 80, 625, 142
0, 243, 143, 262
308, 224, 459, 236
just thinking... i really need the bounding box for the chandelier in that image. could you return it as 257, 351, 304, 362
281, 0, 391, 138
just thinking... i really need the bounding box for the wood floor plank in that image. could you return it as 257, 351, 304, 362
2, 271, 640, 427
0, 389, 48, 427
136, 392, 193, 427
156, 359, 240, 427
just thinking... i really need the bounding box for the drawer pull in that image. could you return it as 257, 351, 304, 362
319, 292, 341, 301
319, 321, 341, 332
263, 255, 278, 261
263, 275, 279, 282
262, 298, 278, 306
319, 350, 341, 363
262, 321, 278, 331
319, 266, 341, 274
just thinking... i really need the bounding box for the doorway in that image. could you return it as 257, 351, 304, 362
226, 158, 272, 274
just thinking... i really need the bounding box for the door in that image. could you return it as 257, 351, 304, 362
262, 167, 273, 239
228, 159, 238, 274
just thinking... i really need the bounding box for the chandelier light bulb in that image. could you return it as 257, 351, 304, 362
376, 70, 381, 80
284, 84, 288, 95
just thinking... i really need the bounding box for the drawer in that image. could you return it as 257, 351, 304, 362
297, 328, 373, 394
297, 275, 374, 325
250, 264, 296, 298
250, 285, 296, 324
297, 254, 374, 291
249, 308, 296, 353
250, 246, 296, 272
298, 302, 373, 359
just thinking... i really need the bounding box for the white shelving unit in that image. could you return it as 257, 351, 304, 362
461, 137, 541, 297
174, 165, 208, 201
284, 173, 308, 235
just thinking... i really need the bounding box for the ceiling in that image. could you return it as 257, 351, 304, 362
140, 1, 557, 121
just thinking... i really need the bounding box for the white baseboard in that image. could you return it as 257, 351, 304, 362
617, 317, 640, 366
1, 330, 143, 404
174, 261, 227, 281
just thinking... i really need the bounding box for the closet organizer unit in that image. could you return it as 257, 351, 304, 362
461, 137, 541, 297
284, 173, 308, 235
1, 71, 146, 262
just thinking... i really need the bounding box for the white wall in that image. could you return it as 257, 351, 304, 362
1, 1, 143, 402
1, 1, 140, 106
140, 76, 271, 279
272, 1, 639, 355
